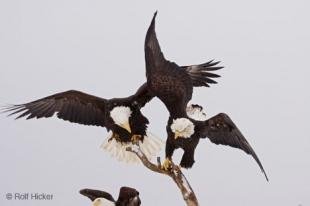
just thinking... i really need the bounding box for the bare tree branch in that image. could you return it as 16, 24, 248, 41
126, 145, 199, 206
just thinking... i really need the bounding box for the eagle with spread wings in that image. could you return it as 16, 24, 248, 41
3, 59, 216, 163
144, 12, 268, 181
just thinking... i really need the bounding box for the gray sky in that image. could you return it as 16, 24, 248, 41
0, 0, 309, 205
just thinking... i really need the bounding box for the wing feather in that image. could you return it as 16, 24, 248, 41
3, 90, 107, 127
129, 83, 154, 108
181, 60, 223, 87
79, 189, 115, 202
144, 12, 194, 116
16, 109, 31, 119
201, 113, 269, 181
144, 11, 165, 72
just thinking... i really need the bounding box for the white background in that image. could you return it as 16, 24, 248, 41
0, 0, 309, 205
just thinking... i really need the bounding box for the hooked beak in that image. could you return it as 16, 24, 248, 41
121, 122, 131, 133
174, 131, 181, 139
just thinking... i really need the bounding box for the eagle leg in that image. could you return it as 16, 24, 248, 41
180, 149, 195, 169
161, 158, 173, 171
131, 134, 143, 145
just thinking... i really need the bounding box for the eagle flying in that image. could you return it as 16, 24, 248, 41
3, 62, 214, 163
144, 12, 268, 181
3, 83, 164, 162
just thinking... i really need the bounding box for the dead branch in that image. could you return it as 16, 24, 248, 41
126, 145, 199, 206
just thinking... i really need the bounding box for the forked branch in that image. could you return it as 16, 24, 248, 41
126, 145, 199, 206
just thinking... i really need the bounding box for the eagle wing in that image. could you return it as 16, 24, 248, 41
3, 90, 107, 127
144, 12, 222, 116
144, 11, 165, 73
130, 82, 154, 108
201, 113, 268, 181
180, 60, 223, 87
79, 188, 115, 202
144, 12, 194, 116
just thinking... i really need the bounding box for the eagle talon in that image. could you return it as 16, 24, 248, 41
131, 134, 142, 144
109, 133, 121, 142
161, 158, 173, 171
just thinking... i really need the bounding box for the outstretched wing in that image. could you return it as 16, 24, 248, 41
144, 12, 223, 116
144, 11, 165, 73
181, 60, 223, 87
201, 113, 268, 181
3, 90, 107, 127
144, 12, 194, 116
79, 188, 115, 202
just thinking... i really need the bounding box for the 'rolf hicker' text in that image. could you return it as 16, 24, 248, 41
13, 193, 53, 200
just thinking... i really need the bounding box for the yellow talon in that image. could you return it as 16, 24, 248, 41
161, 158, 173, 171
131, 134, 142, 144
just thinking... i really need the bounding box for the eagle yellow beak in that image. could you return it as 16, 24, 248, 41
121, 122, 131, 133
174, 131, 181, 139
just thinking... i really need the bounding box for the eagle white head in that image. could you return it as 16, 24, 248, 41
110, 106, 132, 133
92, 198, 115, 206
170, 118, 195, 139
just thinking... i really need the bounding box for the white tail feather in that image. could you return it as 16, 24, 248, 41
100, 131, 164, 164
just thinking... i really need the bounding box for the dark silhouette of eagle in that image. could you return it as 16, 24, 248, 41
80, 187, 141, 206
144, 12, 268, 181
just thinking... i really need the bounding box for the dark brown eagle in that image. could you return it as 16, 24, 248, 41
3, 60, 216, 163
80, 187, 141, 206
3, 83, 166, 163
144, 12, 268, 181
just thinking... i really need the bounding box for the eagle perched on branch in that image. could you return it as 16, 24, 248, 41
2, 11, 268, 182
144, 12, 268, 181
3, 52, 215, 164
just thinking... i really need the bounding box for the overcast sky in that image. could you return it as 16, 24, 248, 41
0, 0, 309, 205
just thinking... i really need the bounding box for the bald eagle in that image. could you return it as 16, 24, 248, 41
80, 187, 140, 206
3, 83, 164, 162
144, 12, 268, 181
3, 64, 214, 162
